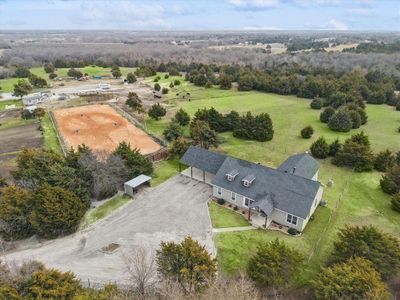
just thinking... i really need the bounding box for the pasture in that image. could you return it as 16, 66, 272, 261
144, 73, 400, 283
53, 104, 161, 155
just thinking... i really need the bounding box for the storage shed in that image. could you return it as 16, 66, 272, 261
124, 175, 152, 197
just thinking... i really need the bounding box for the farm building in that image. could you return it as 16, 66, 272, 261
180, 146, 323, 232
124, 175, 152, 197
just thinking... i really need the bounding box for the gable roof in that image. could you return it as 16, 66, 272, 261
180, 146, 227, 175
212, 156, 320, 219
277, 153, 319, 179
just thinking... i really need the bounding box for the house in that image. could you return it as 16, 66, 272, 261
180, 146, 323, 232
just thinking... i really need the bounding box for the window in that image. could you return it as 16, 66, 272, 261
217, 187, 222, 196
244, 197, 254, 207
243, 180, 250, 187
286, 214, 298, 226
231, 192, 236, 201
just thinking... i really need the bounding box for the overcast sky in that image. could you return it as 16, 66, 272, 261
0, 0, 398, 31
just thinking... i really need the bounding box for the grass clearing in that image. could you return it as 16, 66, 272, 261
209, 201, 250, 228
142, 74, 400, 284
0, 99, 22, 111
81, 195, 131, 228
0, 118, 36, 130
41, 113, 62, 154
152, 158, 180, 186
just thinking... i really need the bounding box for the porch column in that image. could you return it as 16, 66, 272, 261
248, 207, 251, 221
264, 215, 268, 228
190, 167, 193, 178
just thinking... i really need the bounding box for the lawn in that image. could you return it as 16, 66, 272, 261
41, 113, 62, 154
0, 99, 22, 110
81, 195, 131, 228
209, 201, 250, 228
152, 158, 180, 186
142, 74, 400, 285
0, 118, 37, 130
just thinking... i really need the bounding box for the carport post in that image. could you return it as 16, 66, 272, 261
190, 167, 193, 178
203, 170, 205, 182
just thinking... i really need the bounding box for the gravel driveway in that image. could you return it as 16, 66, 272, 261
4, 175, 214, 285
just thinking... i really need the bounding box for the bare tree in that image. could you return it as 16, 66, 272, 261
123, 247, 157, 298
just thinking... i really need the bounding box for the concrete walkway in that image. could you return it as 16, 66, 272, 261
212, 226, 255, 233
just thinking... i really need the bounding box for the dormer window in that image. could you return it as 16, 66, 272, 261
242, 174, 256, 187
226, 169, 239, 182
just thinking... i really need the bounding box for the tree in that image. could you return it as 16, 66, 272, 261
233, 112, 274, 142
328, 111, 353, 132
320, 107, 335, 123
30, 184, 86, 238
43, 63, 55, 74
329, 139, 341, 156
169, 82, 174, 88
148, 103, 166, 120
154, 83, 161, 91
219, 74, 232, 90
13, 79, 32, 99
125, 92, 143, 113
190, 120, 219, 149
374, 150, 395, 172
310, 98, 322, 109
331, 225, 400, 280
169, 137, 191, 158
163, 121, 183, 142
174, 108, 190, 126
391, 193, 400, 213
313, 257, 390, 300
156, 236, 217, 293
0, 176, 8, 188
26, 268, 82, 299
300, 126, 314, 139
126, 72, 137, 83
0, 186, 33, 240
310, 137, 329, 159
67, 68, 83, 79
14, 66, 31, 78
33, 107, 45, 120
113, 141, 153, 178
396, 101, 400, 111
247, 239, 303, 288
111, 65, 122, 79
28, 74, 47, 88
380, 165, 400, 195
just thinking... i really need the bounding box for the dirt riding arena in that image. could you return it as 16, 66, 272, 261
53, 104, 161, 154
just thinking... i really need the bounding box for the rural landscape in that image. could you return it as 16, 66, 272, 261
0, 0, 400, 299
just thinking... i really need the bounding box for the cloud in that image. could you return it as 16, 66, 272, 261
320, 19, 348, 30
228, 0, 280, 10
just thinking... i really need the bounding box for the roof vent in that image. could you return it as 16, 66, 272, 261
242, 174, 256, 187
226, 169, 239, 182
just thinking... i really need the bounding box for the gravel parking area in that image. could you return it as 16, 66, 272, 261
4, 175, 214, 285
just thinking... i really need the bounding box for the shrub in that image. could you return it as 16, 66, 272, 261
247, 239, 303, 287
374, 150, 395, 172
163, 121, 183, 141
328, 139, 341, 156
174, 79, 181, 85
348, 110, 361, 129
396, 101, 400, 111
174, 108, 190, 126
219, 74, 232, 90
164, 74, 169, 79
328, 111, 352, 132
391, 193, 400, 213
300, 126, 314, 139
288, 228, 298, 235
217, 198, 225, 205
154, 83, 161, 91
380, 165, 400, 194
169, 82, 174, 88
312, 257, 390, 300
126, 72, 137, 83
233, 112, 274, 142
310, 137, 329, 159
161, 87, 169, 94
49, 72, 57, 80
310, 98, 322, 109
234, 206, 238, 211
331, 225, 400, 280
148, 103, 166, 120
168, 137, 190, 158
320, 107, 335, 123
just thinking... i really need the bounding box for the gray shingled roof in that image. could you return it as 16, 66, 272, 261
180, 146, 227, 175
212, 156, 320, 219
277, 153, 319, 179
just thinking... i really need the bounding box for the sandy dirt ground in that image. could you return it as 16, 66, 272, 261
3, 176, 215, 286
53, 104, 160, 154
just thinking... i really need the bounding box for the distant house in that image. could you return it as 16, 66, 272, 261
180, 146, 323, 232
22, 92, 49, 106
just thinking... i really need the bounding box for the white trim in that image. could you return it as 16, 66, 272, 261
286, 213, 298, 226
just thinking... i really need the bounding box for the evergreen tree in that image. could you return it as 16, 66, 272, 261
320, 107, 335, 123
391, 193, 400, 213
148, 103, 166, 120
190, 120, 219, 149
374, 150, 395, 172
380, 165, 400, 195
328, 111, 353, 132
174, 108, 190, 126
113, 141, 153, 177
163, 121, 183, 141
126, 72, 137, 83
310, 137, 329, 159
300, 126, 314, 139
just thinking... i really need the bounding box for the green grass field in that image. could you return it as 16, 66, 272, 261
209, 201, 251, 228
41, 113, 62, 154
145, 73, 400, 285
81, 195, 131, 228
0, 99, 22, 111
152, 158, 180, 186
